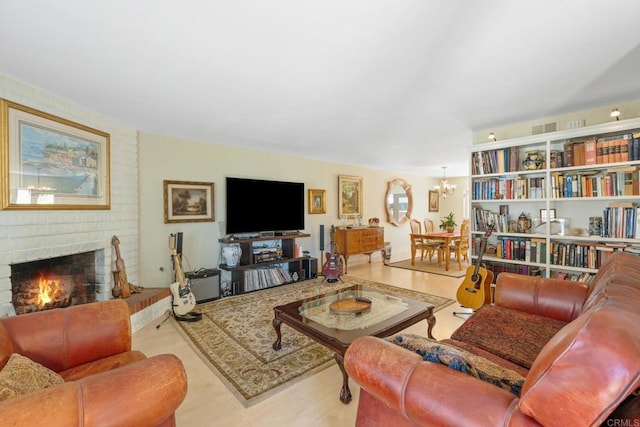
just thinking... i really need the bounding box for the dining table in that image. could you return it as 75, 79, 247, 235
410, 230, 461, 271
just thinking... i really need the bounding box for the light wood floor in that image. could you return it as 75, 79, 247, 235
132, 257, 470, 426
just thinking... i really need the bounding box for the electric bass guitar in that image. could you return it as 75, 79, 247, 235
456, 224, 494, 310
322, 225, 344, 283
168, 234, 197, 316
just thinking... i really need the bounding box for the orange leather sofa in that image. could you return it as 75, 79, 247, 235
0, 299, 187, 426
345, 251, 640, 426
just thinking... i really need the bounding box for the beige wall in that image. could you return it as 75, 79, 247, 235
138, 133, 467, 285
472, 99, 640, 144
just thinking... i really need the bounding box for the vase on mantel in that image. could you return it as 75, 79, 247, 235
522, 151, 543, 170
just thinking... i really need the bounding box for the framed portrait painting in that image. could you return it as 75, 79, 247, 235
1, 99, 110, 210
308, 189, 326, 214
164, 180, 215, 223
338, 175, 363, 217
428, 190, 439, 212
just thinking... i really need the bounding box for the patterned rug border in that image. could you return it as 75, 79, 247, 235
173, 275, 455, 407
387, 259, 467, 278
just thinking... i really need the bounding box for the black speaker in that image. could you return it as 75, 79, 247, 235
303, 258, 318, 279
319, 225, 325, 251
173, 232, 183, 256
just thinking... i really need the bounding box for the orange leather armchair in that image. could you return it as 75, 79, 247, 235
0, 299, 187, 426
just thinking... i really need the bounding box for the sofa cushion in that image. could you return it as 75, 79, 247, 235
388, 334, 525, 396
450, 304, 567, 369
519, 296, 640, 426
0, 353, 64, 401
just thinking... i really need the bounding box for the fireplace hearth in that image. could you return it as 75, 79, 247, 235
11, 252, 98, 314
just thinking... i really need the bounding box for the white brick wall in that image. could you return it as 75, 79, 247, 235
0, 75, 139, 316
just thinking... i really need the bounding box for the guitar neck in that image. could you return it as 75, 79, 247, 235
473, 226, 494, 275
172, 252, 186, 287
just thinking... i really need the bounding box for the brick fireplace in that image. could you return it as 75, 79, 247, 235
10, 251, 102, 314
0, 75, 140, 321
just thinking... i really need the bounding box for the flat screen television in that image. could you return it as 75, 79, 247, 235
225, 177, 305, 235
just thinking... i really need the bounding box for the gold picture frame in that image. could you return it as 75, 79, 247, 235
308, 188, 326, 214
1, 99, 110, 210
164, 180, 215, 223
428, 190, 439, 212
338, 175, 363, 218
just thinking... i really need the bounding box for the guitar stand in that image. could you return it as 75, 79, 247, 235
321, 275, 344, 284
156, 308, 202, 329
452, 307, 475, 317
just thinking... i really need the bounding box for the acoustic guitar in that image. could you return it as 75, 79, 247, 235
322, 225, 344, 283
168, 234, 197, 316
456, 224, 494, 310
112, 235, 131, 298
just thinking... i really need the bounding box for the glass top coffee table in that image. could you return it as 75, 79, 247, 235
272, 284, 435, 404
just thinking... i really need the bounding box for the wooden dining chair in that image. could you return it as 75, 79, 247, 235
410, 219, 427, 262
438, 219, 470, 270
423, 219, 444, 263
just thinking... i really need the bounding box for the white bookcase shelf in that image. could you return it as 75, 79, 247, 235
470, 118, 640, 281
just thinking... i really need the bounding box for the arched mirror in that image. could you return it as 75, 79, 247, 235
385, 178, 413, 226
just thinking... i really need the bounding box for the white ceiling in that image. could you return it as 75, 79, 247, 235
2, 1, 640, 177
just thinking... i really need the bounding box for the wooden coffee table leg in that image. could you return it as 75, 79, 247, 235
272, 317, 282, 350
334, 353, 352, 404
427, 312, 436, 340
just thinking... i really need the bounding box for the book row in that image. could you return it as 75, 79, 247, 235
472, 206, 533, 234
549, 241, 640, 269
600, 204, 640, 239
471, 147, 519, 175
562, 133, 640, 167
480, 259, 597, 283
550, 167, 639, 198
475, 235, 640, 269
472, 177, 546, 200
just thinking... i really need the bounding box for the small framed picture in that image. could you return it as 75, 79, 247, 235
428, 190, 439, 212
540, 208, 556, 221
308, 189, 326, 214
164, 180, 215, 223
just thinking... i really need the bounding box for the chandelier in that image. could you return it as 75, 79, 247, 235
434, 166, 456, 199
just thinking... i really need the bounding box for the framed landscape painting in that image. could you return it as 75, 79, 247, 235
164, 180, 215, 223
338, 175, 363, 218
1, 99, 110, 210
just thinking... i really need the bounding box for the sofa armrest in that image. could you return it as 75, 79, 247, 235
495, 273, 589, 322
0, 354, 187, 427
345, 336, 519, 427
1, 299, 132, 371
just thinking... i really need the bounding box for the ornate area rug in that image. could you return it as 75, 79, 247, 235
173, 275, 454, 407
387, 259, 467, 278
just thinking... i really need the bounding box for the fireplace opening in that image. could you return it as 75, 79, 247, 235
11, 252, 97, 315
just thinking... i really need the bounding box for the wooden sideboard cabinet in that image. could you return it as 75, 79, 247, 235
333, 227, 384, 273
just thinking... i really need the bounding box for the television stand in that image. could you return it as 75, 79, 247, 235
274, 230, 300, 236
218, 233, 313, 295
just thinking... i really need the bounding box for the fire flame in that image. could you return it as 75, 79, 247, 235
37, 273, 65, 308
